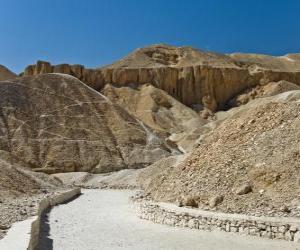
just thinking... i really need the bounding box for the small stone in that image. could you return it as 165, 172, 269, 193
209, 195, 224, 208
235, 183, 252, 195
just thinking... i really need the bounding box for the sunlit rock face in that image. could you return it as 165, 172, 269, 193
23, 45, 300, 111
0, 73, 174, 174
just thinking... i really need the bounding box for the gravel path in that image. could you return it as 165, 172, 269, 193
39, 189, 299, 250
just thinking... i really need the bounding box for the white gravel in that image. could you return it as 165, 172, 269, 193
40, 189, 299, 250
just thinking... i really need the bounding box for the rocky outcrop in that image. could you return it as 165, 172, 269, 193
22, 45, 300, 111
0, 73, 175, 174
0, 65, 17, 81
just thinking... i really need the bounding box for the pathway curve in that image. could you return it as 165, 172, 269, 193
39, 189, 298, 250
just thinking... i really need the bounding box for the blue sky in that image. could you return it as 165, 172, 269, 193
0, 0, 299, 73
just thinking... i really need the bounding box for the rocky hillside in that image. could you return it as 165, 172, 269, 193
139, 91, 300, 217
23, 45, 300, 112
0, 73, 175, 174
0, 152, 61, 198
102, 83, 207, 152
0, 65, 16, 81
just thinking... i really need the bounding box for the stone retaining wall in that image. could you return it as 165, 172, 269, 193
137, 202, 300, 243
27, 188, 81, 250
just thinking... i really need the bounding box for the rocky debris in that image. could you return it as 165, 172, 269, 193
102, 83, 207, 152
228, 80, 300, 107
22, 45, 300, 112
0, 154, 66, 240
0, 73, 175, 174
234, 183, 253, 195
138, 91, 300, 217
0, 65, 17, 81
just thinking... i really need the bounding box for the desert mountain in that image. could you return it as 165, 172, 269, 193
0, 73, 175, 174
139, 90, 300, 217
0, 65, 16, 81
23, 45, 300, 112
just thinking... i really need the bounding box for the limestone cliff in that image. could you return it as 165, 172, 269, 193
23, 45, 300, 111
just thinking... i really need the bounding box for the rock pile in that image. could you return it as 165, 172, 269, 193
139, 91, 300, 217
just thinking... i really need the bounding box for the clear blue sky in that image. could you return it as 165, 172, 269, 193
1, 0, 300, 73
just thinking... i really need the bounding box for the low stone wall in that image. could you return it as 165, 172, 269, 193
137, 202, 300, 243
27, 188, 81, 250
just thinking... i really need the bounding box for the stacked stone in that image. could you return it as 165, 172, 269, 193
138, 203, 300, 242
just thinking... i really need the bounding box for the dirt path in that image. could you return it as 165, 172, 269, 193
39, 189, 298, 250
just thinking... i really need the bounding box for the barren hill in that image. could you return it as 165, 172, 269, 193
0, 73, 174, 174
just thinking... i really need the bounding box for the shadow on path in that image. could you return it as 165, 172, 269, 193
38, 194, 81, 250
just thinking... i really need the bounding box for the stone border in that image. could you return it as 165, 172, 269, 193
137, 201, 300, 242
27, 188, 81, 250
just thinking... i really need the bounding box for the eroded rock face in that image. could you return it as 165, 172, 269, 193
0, 73, 174, 174
23, 45, 300, 112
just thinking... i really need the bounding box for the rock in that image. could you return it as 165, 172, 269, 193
183, 196, 198, 208
0, 225, 10, 230
209, 195, 224, 208
235, 183, 253, 195
279, 205, 291, 213
294, 231, 300, 243
0, 65, 17, 81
